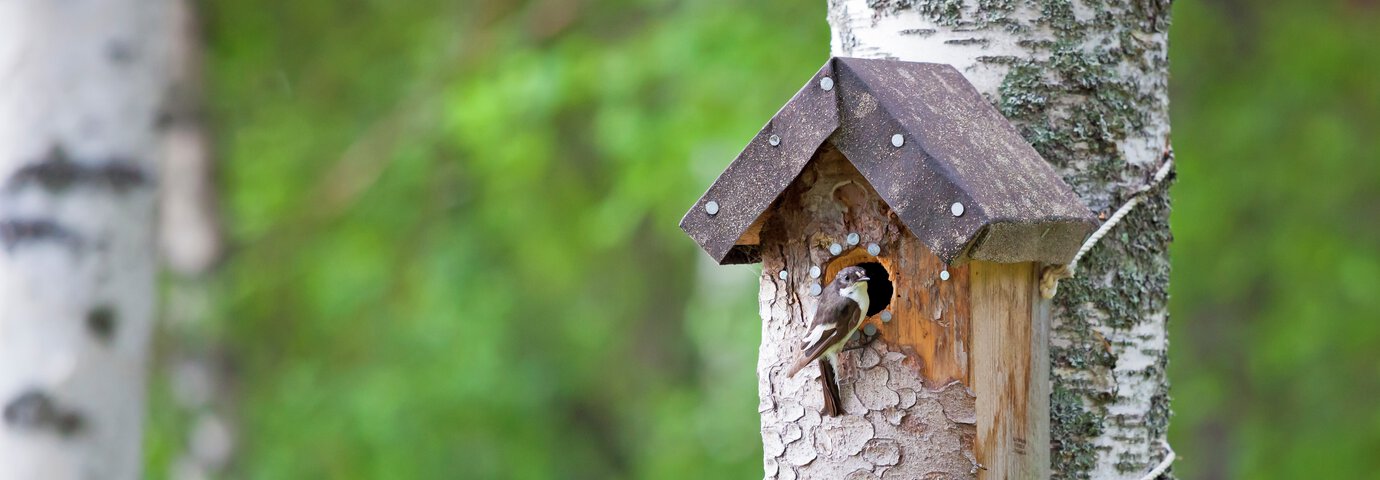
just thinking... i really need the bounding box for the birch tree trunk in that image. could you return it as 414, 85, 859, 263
760, 1, 1171, 478
0, 1, 171, 478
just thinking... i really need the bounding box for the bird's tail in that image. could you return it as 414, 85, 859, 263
818, 358, 842, 417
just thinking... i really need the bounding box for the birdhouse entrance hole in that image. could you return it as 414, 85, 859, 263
854, 262, 891, 316
823, 252, 892, 318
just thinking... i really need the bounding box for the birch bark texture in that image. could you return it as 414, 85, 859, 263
0, 1, 171, 478
819, 0, 1173, 478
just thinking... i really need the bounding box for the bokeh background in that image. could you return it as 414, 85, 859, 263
142, 0, 1380, 478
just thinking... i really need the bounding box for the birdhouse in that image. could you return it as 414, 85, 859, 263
680, 58, 1097, 478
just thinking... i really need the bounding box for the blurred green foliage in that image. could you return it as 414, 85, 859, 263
148, 0, 828, 478
139, 0, 1380, 478
1169, 1, 1380, 478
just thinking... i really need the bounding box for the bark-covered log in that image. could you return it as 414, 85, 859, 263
0, 1, 171, 478
818, 0, 1173, 478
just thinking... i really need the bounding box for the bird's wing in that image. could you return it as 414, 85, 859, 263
785, 296, 862, 377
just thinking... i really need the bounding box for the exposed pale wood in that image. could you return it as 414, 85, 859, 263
971, 261, 1049, 479
824, 233, 971, 386
734, 211, 768, 245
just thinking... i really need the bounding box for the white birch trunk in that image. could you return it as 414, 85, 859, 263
0, 1, 172, 478
821, 0, 1173, 478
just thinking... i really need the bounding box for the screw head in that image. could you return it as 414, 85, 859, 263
705, 201, 719, 215
820, 77, 834, 91
769, 134, 781, 147
863, 324, 877, 336
809, 266, 821, 279
866, 243, 881, 256
881, 311, 893, 323
779, 270, 788, 280
951, 202, 964, 217
829, 243, 843, 255
891, 134, 904, 148
940, 270, 951, 281
846, 232, 860, 245
809, 284, 822, 296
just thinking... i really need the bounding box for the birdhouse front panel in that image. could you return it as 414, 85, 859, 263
754, 143, 983, 477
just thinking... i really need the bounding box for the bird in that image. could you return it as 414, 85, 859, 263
785, 265, 870, 417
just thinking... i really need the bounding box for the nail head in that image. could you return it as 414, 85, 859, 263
863, 324, 877, 336
705, 201, 719, 216
820, 77, 834, 91
829, 243, 843, 255
769, 134, 781, 147
809, 266, 821, 279
891, 134, 904, 147
866, 243, 881, 256
881, 311, 893, 323
940, 270, 951, 281
809, 284, 822, 296
846, 233, 860, 245
951, 202, 964, 217
779, 270, 788, 280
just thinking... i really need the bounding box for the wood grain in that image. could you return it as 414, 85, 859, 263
971, 261, 1049, 479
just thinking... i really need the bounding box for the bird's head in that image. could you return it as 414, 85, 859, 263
834, 266, 870, 287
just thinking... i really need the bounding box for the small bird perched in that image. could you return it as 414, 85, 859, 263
785, 266, 870, 417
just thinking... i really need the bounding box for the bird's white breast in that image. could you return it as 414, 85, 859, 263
821, 282, 869, 358
840, 282, 870, 315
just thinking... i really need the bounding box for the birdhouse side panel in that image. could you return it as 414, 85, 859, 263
970, 261, 1049, 479
754, 144, 978, 478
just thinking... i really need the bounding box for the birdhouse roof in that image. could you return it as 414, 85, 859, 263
680, 57, 1098, 266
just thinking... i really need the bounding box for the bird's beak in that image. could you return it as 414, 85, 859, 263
859, 276, 870, 282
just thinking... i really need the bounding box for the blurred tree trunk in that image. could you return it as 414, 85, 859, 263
0, 1, 171, 478
160, 0, 222, 276
159, 0, 234, 478
768, 1, 1171, 478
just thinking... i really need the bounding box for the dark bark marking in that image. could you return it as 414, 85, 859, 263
3, 389, 85, 437
976, 55, 1022, 65
5, 145, 149, 194
944, 37, 991, 46
0, 219, 80, 252
87, 306, 117, 343
106, 40, 135, 65
899, 28, 938, 36
153, 109, 176, 130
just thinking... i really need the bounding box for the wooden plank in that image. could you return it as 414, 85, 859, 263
971, 261, 1049, 479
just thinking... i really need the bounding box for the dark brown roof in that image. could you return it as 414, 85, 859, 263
680, 57, 1097, 266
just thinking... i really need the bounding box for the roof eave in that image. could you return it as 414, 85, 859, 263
679, 59, 841, 264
